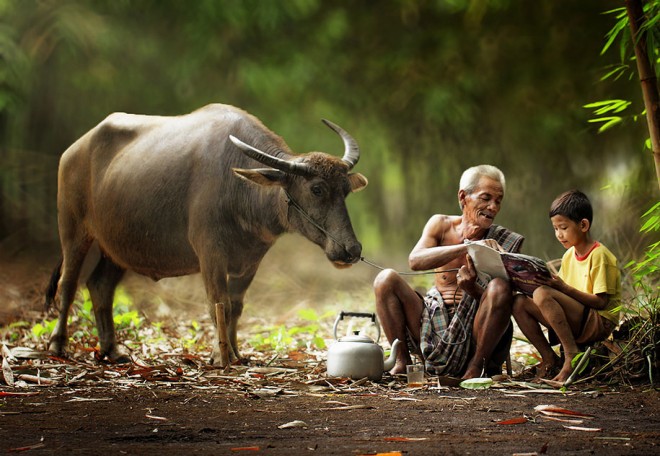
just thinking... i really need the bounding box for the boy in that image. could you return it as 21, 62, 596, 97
513, 190, 620, 383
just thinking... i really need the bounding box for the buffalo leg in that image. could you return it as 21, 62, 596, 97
86, 255, 128, 363
48, 233, 92, 356
201, 261, 231, 367
206, 298, 232, 366
227, 266, 259, 361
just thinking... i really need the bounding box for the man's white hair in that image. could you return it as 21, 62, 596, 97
458, 164, 506, 208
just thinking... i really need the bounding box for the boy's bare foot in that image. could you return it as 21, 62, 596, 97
551, 354, 578, 383
533, 353, 561, 380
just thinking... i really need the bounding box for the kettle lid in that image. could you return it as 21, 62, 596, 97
337, 332, 374, 343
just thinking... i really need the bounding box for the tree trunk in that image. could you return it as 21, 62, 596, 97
625, 0, 660, 191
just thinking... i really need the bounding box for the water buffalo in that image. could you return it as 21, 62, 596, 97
45, 103, 368, 366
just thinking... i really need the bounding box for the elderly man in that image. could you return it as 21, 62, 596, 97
374, 164, 524, 379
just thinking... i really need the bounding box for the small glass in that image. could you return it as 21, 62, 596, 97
406, 364, 424, 387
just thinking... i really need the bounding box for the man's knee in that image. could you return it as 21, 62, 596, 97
373, 268, 400, 294
484, 277, 513, 310
512, 294, 528, 316
486, 277, 512, 295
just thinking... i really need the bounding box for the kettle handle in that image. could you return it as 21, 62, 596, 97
332, 311, 381, 342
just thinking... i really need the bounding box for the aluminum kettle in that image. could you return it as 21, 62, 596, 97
326, 311, 401, 381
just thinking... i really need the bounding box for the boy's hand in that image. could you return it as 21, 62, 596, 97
537, 273, 567, 292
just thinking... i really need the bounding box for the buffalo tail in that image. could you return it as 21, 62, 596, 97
44, 258, 63, 311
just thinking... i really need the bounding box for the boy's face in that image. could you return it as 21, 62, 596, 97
550, 214, 589, 249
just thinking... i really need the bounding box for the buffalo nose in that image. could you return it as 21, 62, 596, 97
346, 242, 362, 263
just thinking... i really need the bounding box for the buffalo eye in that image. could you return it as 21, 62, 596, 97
311, 184, 324, 197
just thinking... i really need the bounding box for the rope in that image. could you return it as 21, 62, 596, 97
283, 189, 459, 277
284, 188, 471, 348
359, 256, 459, 276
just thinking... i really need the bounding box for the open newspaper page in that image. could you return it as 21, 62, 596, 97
465, 242, 551, 296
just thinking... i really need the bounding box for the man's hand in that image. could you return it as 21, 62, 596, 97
457, 255, 482, 298
470, 239, 504, 252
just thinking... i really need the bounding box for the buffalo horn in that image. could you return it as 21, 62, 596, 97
321, 119, 360, 169
229, 135, 311, 176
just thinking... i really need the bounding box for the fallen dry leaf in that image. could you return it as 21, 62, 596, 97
357, 452, 402, 456
2, 357, 14, 386
2, 343, 16, 362
230, 446, 260, 452
538, 379, 565, 388
534, 405, 593, 418
495, 417, 528, 425
563, 425, 602, 432
384, 436, 428, 442
319, 404, 375, 411
277, 420, 308, 429
538, 415, 584, 425
66, 397, 114, 402
6, 437, 45, 453
17, 374, 57, 385
0, 391, 39, 397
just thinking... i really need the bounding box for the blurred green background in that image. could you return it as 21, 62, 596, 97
1, 0, 657, 279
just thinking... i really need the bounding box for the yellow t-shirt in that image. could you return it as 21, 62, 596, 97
557, 242, 621, 324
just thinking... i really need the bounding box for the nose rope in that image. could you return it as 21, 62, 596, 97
283, 189, 347, 249
359, 257, 459, 276
283, 189, 458, 276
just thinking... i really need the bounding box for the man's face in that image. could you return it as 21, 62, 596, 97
460, 176, 504, 229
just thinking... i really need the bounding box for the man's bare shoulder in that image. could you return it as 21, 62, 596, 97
425, 214, 461, 230
422, 214, 462, 244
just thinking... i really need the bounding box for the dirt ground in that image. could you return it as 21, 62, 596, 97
1, 378, 659, 455
1, 246, 659, 455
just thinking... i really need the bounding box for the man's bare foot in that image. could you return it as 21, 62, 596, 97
461, 366, 483, 380
389, 360, 410, 375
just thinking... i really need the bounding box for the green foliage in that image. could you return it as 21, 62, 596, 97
626, 201, 660, 290
587, 1, 660, 141
248, 308, 333, 352
29, 286, 146, 348
181, 320, 203, 351
601, 3, 660, 66
616, 202, 660, 384
584, 99, 632, 133
1, 0, 656, 259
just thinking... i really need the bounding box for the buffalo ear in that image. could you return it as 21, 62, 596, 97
233, 168, 286, 187
348, 173, 368, 193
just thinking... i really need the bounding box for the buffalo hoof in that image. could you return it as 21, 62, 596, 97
210, 346, 241, 368
108, 353, 132, 364
209, 355, 231, 368
47, 339, 66, 358
100, 347, 132, 364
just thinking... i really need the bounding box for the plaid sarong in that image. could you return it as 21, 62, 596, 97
420, 225, 524, 377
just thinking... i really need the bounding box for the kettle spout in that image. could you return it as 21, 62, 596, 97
383, 339, 401, 372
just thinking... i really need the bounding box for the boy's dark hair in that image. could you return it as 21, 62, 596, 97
549, 190, 593, 224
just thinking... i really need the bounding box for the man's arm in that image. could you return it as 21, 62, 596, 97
408, 215, 467, 271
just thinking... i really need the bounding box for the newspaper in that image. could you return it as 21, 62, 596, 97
465, 242, 551, 296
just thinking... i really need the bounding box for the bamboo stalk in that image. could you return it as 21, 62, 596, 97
625, 0, 660, 190
215, 302, 230, 369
